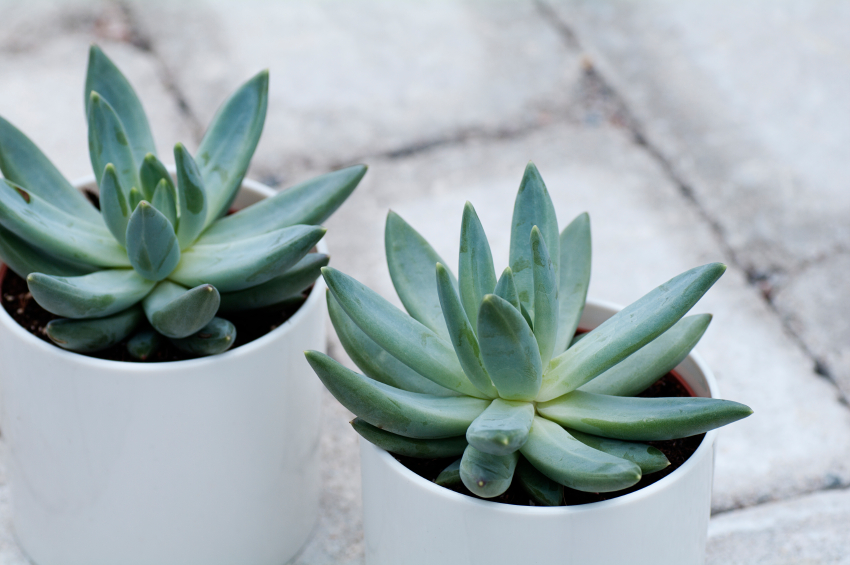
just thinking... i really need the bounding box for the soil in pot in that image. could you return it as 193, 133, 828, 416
0, 189, 319, 362
0, 267, 313, 363
393, 371, 704, 507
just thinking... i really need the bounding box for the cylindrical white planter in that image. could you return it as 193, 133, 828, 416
360, 300, 718, 565
0, 180, 325, 565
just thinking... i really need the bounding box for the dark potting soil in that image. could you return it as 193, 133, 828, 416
0, 188, 314, 362
1, 267, 312, 362
393, 371, 704, 507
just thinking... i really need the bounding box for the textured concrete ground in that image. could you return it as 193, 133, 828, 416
0, 1, 847, 563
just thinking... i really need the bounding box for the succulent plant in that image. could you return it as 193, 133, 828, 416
0, 45, 365, 358
306, 163, 752, 503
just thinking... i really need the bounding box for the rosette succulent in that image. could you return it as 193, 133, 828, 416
306, 163, 752, 503
0, 45, 365, 358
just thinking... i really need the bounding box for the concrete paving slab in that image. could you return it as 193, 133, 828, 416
321, 120, 850, 514
707, 488, 850, 565
0, 1, 194, 182
773, 254, 850, 399
542, 0, 850, 275
541, 0, 850, 399
0, 1, 845, 562
127, 0, 582, 183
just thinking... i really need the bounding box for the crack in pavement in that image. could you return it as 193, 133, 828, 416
533, 0, 850, 408
710, 478, 850, 518
327, 112, 576, 172
108, 0, 848, 412
115, 0, 205, 142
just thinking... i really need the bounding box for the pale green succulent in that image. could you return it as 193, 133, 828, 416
0, 45, 365, 358
306, 163, 751, 504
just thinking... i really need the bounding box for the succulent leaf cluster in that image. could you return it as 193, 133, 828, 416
306, 163, 752, 503
0, 45, 365, 357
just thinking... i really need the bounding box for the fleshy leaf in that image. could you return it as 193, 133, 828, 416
458, 202, 497, 335
537, 390, 753, 441
46, 306, 142, 353
88, 92, 139, 198
493, 267, 520, 311
477, 294, 542, 401
322, 267, 484, 398
99, 164, 130, 245
466, 399, 534, 456
520, 302, 534, 330
128, 187, 144, 210
352, 418, 467, 459
520, 416, 641, 493
125, 201, 181, 281
0, 179, 129, 267
305, 350, 489, 438
435, 458, 464, 488
171, 225, 325, 292
508, 162, 559, 313
170, 317, 236, 356
566, 428, 670, 474
554, 212, 591, 353
531, 226, 558, 366
85, 45, 156, 164
127, 328, 163, 361
436, 262, 498, 398
327, 291, 459, 397
459, 445, 519, 498
27, 269, 155, 319
538, 263, 727, 402
196, 165, 367, 245
139, 153, 174, 201
515, 456, 563, 506
386, 211, 455, 340
0, 225, 96, 278
196, 70, 268, 225
151, 178, 178, 229
581, 314, 712, 396
0, 116, 102, 224
142, 280, 220, 338
218, 252, 328, 313
569, 332, 588, 348
174, 143, 208, 248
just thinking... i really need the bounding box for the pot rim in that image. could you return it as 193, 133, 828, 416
0, 175, 328, 371
365, 297, 720, 515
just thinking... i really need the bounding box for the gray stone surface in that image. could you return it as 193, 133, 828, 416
707, 488, 850, 565
542, 0, 850, 397
543, 0, 850, 274
0, 1, 194, 182
0, 1, 848, 563
127, 0, 582, 182
774, 255, 850, 397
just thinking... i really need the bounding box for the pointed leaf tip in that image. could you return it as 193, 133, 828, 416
385, 210, 454, 340
0, 117, 103, 223
174, 143, 208, 248
478, 293, 543, 401
196, 69, 268, 225
100, 163, 131, 245
125, 200, 181, 281
143, 281, 220, 338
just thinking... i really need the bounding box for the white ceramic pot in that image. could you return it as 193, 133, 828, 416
0, 179, 325, 565
360, 299, 718, 565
